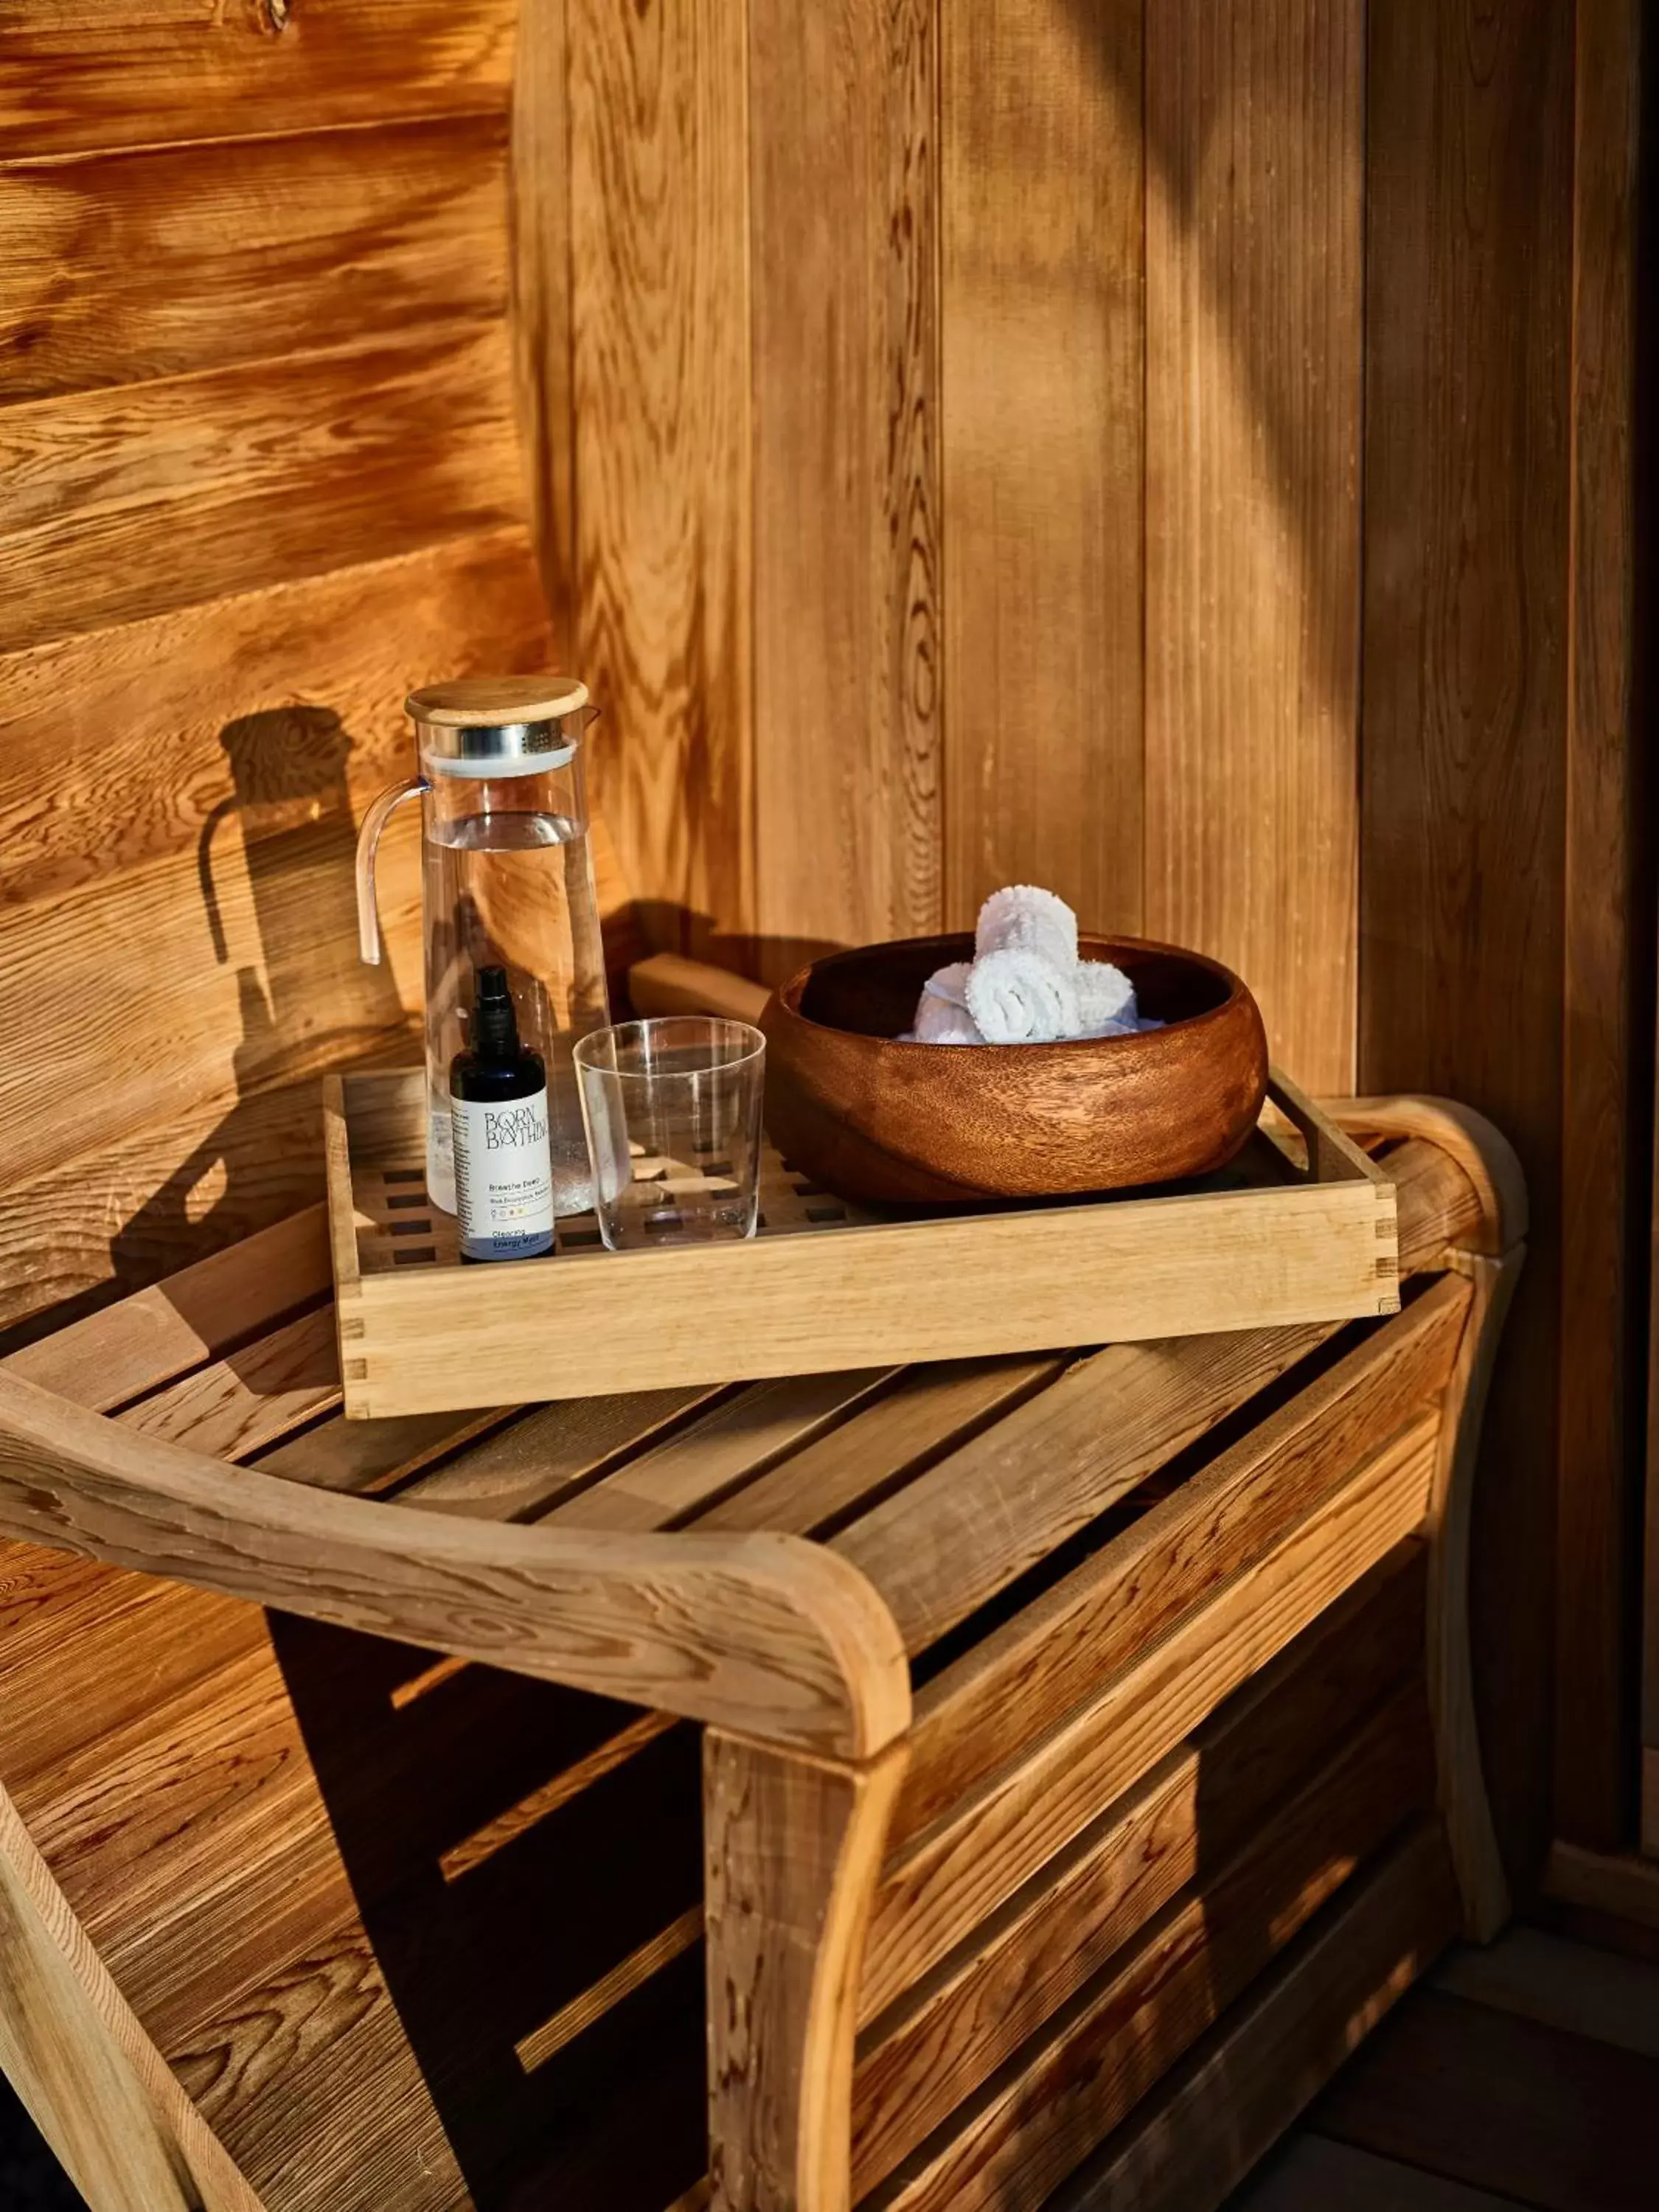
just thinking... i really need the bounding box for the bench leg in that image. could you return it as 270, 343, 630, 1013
1429, 1245, 1523, 1941
704, 1730, 906, 2212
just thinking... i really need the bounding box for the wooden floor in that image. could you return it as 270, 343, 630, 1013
1224, 1927, 1659, 2212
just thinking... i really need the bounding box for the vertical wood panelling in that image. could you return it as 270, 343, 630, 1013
1361, 0, 1575, 1876
749, 0, 942, 979
567, 0, 753, 962
1144, 0, 1364, 1094
510, 0, 575, 649
939, 0, 1143, 937
1562, 0, 1644, 1855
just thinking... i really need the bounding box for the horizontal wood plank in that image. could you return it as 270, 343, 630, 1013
0, 116, 509, 403
1043, 1820, 1459, 2212
2, 1205, 328, 1411
854, 1672, 1431, 2193
1434, 1926, 1659, 2063
693, 1356, 1066, 1538
895, 1282, 1467, 1842
0, 529, 550, 914
861, 1415, 1438, 2020
0, 1548, 260, 1790
393, 1388, 725, 1521
837, 1319, 1340, 1658
1311, 1986, 1659, 2212
0, 322, 525, 653
119, 1307, 339, 1461
0, 0, 516, 160
542, 1369, 899, 1533
0, 1044, 411, 1340
1214, 2124, 1517, 2211
0, 825, 422, 1194
255, 1405, 518, 1498
866, 1694, 1427, 2211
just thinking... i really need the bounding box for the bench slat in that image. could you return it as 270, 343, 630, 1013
118, 1307, 341, 1461
861, 1412, 1438, 2023
394, 1384, 726, 1521
692, 1356, 1066, 1538
857, 1681, 1433, 2202
256, 1404, 519, 1495
895, 1280, 1469, 1844
541, 1368, 898, 1533
1, 1205, 330, 1413
835, 1318, 1339, 1658
1040, 1820, 1461, 2212
853, 1551, 1428, 2188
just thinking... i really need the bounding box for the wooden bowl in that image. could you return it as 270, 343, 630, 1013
760, 933, 1269, 1204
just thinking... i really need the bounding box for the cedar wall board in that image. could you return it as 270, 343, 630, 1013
0, 1, 553, 1340
524, 0, 1648, 1880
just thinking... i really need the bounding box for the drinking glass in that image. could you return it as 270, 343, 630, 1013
574, 1019, 765, 1250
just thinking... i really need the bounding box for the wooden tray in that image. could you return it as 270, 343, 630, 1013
323, 1067, 1399, 1417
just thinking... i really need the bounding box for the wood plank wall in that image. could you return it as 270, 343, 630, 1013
524, 0, 1648, 1881
0, 1, 1646, 1877
529, 0, 1368, 1082
0, 0, 558, 1339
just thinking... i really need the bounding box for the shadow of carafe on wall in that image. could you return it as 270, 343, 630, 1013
109, 706, 411, 1296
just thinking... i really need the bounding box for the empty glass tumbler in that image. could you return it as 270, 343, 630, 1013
355, 678, 611, 1217
574, 1019, 766, 1250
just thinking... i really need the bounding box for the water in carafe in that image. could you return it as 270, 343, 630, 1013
425, 790, 608, 1217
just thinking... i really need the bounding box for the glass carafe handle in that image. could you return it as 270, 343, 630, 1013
355, 776, 427, 966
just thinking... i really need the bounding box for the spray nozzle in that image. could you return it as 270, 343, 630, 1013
472, 964, 521, 1059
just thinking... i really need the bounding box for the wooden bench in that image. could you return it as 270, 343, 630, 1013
0, 1060, 1523, 2212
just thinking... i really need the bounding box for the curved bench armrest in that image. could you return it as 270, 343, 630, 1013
0, 1371, 910, 1760
1321, 1094, 1528, 1259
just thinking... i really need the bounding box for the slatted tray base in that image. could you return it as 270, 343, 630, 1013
324, 1067, 1400, 1417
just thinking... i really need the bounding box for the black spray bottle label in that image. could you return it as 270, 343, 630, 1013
452, 1092, 554, 1258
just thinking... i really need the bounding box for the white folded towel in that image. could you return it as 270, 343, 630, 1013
1077, 958, 1136, 1034
903, 886, 1164, 1045
911, 990, 986, 1046
976, 884, 1078, 972
920, 960, 973, 1013
966, 947, 1082, 1043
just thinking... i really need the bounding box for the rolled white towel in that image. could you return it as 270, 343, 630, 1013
976, 884, 1078, 973
919, 959, 973, 1013
966, 946, 1081, 1043
1076, 959, 1136, 1034
911, 990, 986, 1046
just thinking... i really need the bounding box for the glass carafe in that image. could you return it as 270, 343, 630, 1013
355, 678, 611, 1217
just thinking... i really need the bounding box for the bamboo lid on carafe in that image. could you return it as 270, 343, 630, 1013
406, 675, 591, 776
